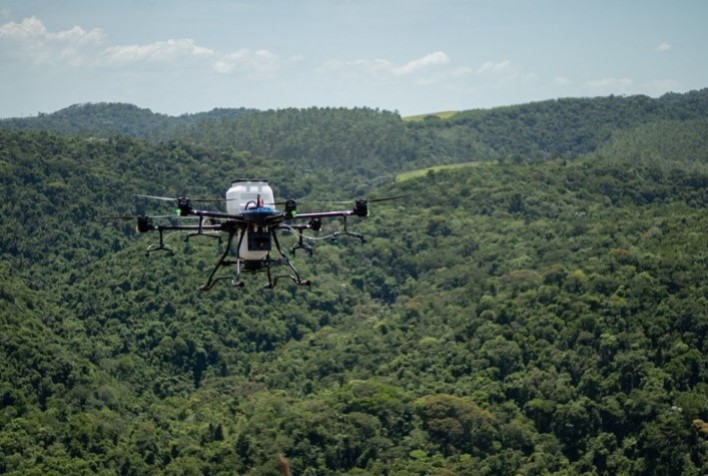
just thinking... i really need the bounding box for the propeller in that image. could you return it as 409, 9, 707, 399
103, 214, 139, 221
307, 194, 407, 205
136, 195, 212, 217
135, 194, 176, 203
102, 214, 177, 221
367, 194, 408, 203
261, 195, 308, 206
136, 194, 223, 203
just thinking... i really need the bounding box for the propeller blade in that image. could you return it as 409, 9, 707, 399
190, 197, 226, 203
368, 194, 408, 203
265, 196, 308, 206
102, 215, 137, 221
306, 194, 407, 205
136, 194, 177, 202
303, 198, 355, 205
137, 194, 230, 204
102, 214, 188, 221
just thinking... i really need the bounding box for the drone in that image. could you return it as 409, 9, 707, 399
114, 180, 400, 290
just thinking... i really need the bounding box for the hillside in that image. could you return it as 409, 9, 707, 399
0, 103, 257, 141
414, 89, 708, 162
1, 95, 707, 474
2, 89, 707, 187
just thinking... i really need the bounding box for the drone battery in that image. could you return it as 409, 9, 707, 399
248, 230, 271, 251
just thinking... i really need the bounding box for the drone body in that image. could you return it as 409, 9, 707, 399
225, 180, 276, 263
125, 180, 396, 290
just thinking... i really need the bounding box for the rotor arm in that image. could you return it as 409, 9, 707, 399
136, 215, 223, 255
292, 208, 366, 243
293, 210, 355, 220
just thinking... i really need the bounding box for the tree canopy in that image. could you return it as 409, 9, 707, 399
1, 91, 707, 474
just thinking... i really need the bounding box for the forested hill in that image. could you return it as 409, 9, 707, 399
0, 103, 257, 141
423, 88, 708, 161
1, 91, 707, 474
2, 89, 708, 170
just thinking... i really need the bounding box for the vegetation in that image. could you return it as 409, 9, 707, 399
395, 162, 484, 183
0, 90, 707, 474
402, 111, 459, 122
0, 103, 257, 142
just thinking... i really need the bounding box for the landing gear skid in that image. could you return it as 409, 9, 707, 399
291, 227, 314, 255
199, 227, 311, 291
329, 216, 366, 244
146, 228, 174, 256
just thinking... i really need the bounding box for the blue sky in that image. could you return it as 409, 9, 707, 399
1, 0, 706, 118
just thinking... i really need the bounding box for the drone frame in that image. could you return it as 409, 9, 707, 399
198, 219, 310, 290
132, 195, 371, 290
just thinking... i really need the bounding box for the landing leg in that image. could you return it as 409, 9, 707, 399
146, 228, 174, 256
200, 230, 244, 291
268, 228, 310, 287
291, 228, 313, 255
329, 216, 365, 243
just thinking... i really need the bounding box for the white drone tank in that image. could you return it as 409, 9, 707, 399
225, 180, 275, 261
225, 179, 275, 214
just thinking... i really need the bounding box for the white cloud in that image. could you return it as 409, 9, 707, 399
54, 25, 104, 46
0, 16, 47, 38
0, 16, 104, 66
212, 48, 282, 74
319, 51, 454, 83
392, 51, 449, 76
102, 36, 288, 76
553, 76, 572, 86
320, 55, 535, 91
319, 58, 392, 76
0, 16, 292, 77
102, 38, 214, 64
476, 60, 518, 82
0, 17, 103, 66
655, 42, 671, 52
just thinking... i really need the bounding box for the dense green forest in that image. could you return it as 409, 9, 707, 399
0, 103, 258, 142
1, 91, 707, 474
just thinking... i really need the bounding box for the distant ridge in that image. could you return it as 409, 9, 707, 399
0, 102, 258, 140
1, 89, 707, 174
3, 89, 707, 142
